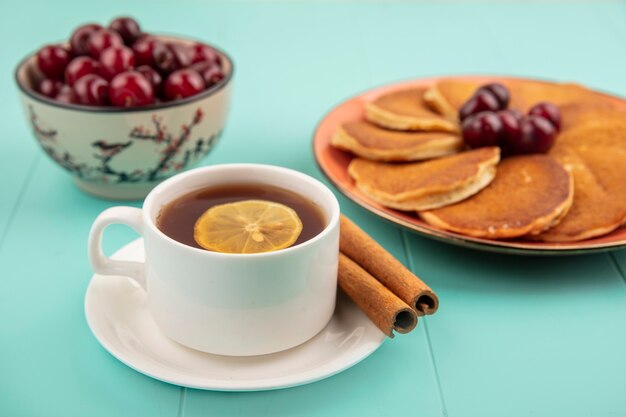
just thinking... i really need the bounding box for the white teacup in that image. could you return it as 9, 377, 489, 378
88, 164, 340, 356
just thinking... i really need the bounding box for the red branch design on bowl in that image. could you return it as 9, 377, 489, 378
29, 105, 221, 183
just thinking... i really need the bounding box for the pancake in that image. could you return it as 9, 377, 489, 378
331, 121, 464, 161
510, 80, 615, 112
423, 79, 483, 120
365, 88, 459, 132
560, 103, 626, 132
423, 78, 616, 120
536, 123, 626, 242
420, 155, 573, 239
348, 147, 500, 211
422, 78, 543, 119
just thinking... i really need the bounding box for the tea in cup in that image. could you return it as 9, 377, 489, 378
88, 164, 340, 356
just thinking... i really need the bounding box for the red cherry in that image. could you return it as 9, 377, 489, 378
510, 116, 557, 154
528, 116, 557, 153
108, 17, 142, 46
190, 61, 223, 86
55, 85, 77, 104
497, 109, 523, 154
132, 36, 161, 66
200, 65, 224, 88
69, 24, 102, 56
87, 29, 123, 58
503, 108, 523, 120
164, 69, 205, 100
152, 42, 173, 74
37, 45, 70, 80
153, 43, 191, 75
461, 112, 503, 148
109, 71, 154, 107
459, 91, 500, 121
73, 74, 109, 105
528, 102, 561, 131
65, 56, 100, 86
169, 43, 192, 68
189, 43, 221, 66
190, 61, 213, 75
99, 46, 135, 80
461, 116, 484, 148
136, 65, 162, 92
37, 79, 64, 98
477, 83, 510, 108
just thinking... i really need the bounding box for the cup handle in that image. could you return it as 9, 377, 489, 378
88, 206, 146, 290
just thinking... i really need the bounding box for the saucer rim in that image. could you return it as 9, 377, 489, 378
84, 238, 387, 391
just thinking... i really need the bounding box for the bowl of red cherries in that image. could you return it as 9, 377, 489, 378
459, 82, 561, 155
15, 17, 233, 199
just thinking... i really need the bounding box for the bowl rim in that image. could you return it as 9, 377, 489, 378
14, 33, 234, 113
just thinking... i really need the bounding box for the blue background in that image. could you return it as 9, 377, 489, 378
1, 1, 626, 416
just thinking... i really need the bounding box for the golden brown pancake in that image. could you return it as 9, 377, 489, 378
348, 147, 500, 211
423, 79, 483, 119
424, 78, 617, 120
536, 123, 626, 242
420, 155, 573, 239
560, 103, 626, 132
331, 121, 464, 162
365, 88, 459, 132
510, 80, 614, 112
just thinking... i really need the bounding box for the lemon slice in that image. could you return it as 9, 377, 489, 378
193, 200, 303, 254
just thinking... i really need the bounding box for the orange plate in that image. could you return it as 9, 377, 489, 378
313, 76, 626, 255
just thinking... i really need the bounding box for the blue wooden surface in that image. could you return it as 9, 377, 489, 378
1, 1, 626, 416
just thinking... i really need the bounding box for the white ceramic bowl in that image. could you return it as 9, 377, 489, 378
15, 36, 234, 200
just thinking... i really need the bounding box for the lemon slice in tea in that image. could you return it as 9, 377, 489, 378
193, 199, 303, 254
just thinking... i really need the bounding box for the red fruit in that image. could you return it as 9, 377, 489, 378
73, 74, 109, 105
477, 83, 510, 108
164, 69, 205, 100
528, 102, 561, 131
37, 45, 70, 80
190, 61, 212, 72
459, 91, 500, 121
200, 65, 224, 88
136, 65, 162, 91
510, 116, 557, 154
55, 84, 77, 104
497, 109, 523, 154
169, 43, 192, 68
109, 71, 154, 107
192, 61, 225, 87
108, 17, 142, 46
99, 46, 135, 80
527, 116, 558, 153
189, 61, 213, 76
189, 43, 221, 66
37, 79, 64, 98
503, 108, 523, 119
153, 42, 191, 75
461, 112, 503, 148
70, 24, 102, 56
65, 56, 100, 86
87, 29, 123, 58
132, 36, 161, 66
152, 43, 174, 73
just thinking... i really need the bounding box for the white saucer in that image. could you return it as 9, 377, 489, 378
85, 239, 386, 391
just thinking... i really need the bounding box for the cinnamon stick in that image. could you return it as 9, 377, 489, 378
340, 215, 439, 316
338, 253, 417, 337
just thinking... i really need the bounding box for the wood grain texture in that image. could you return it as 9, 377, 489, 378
0, 1, 625, 417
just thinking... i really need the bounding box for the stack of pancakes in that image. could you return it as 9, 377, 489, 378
331, 78, 626, 242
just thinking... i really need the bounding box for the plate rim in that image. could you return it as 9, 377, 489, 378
312, 74, 626, 255
84, 238, 387, 391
